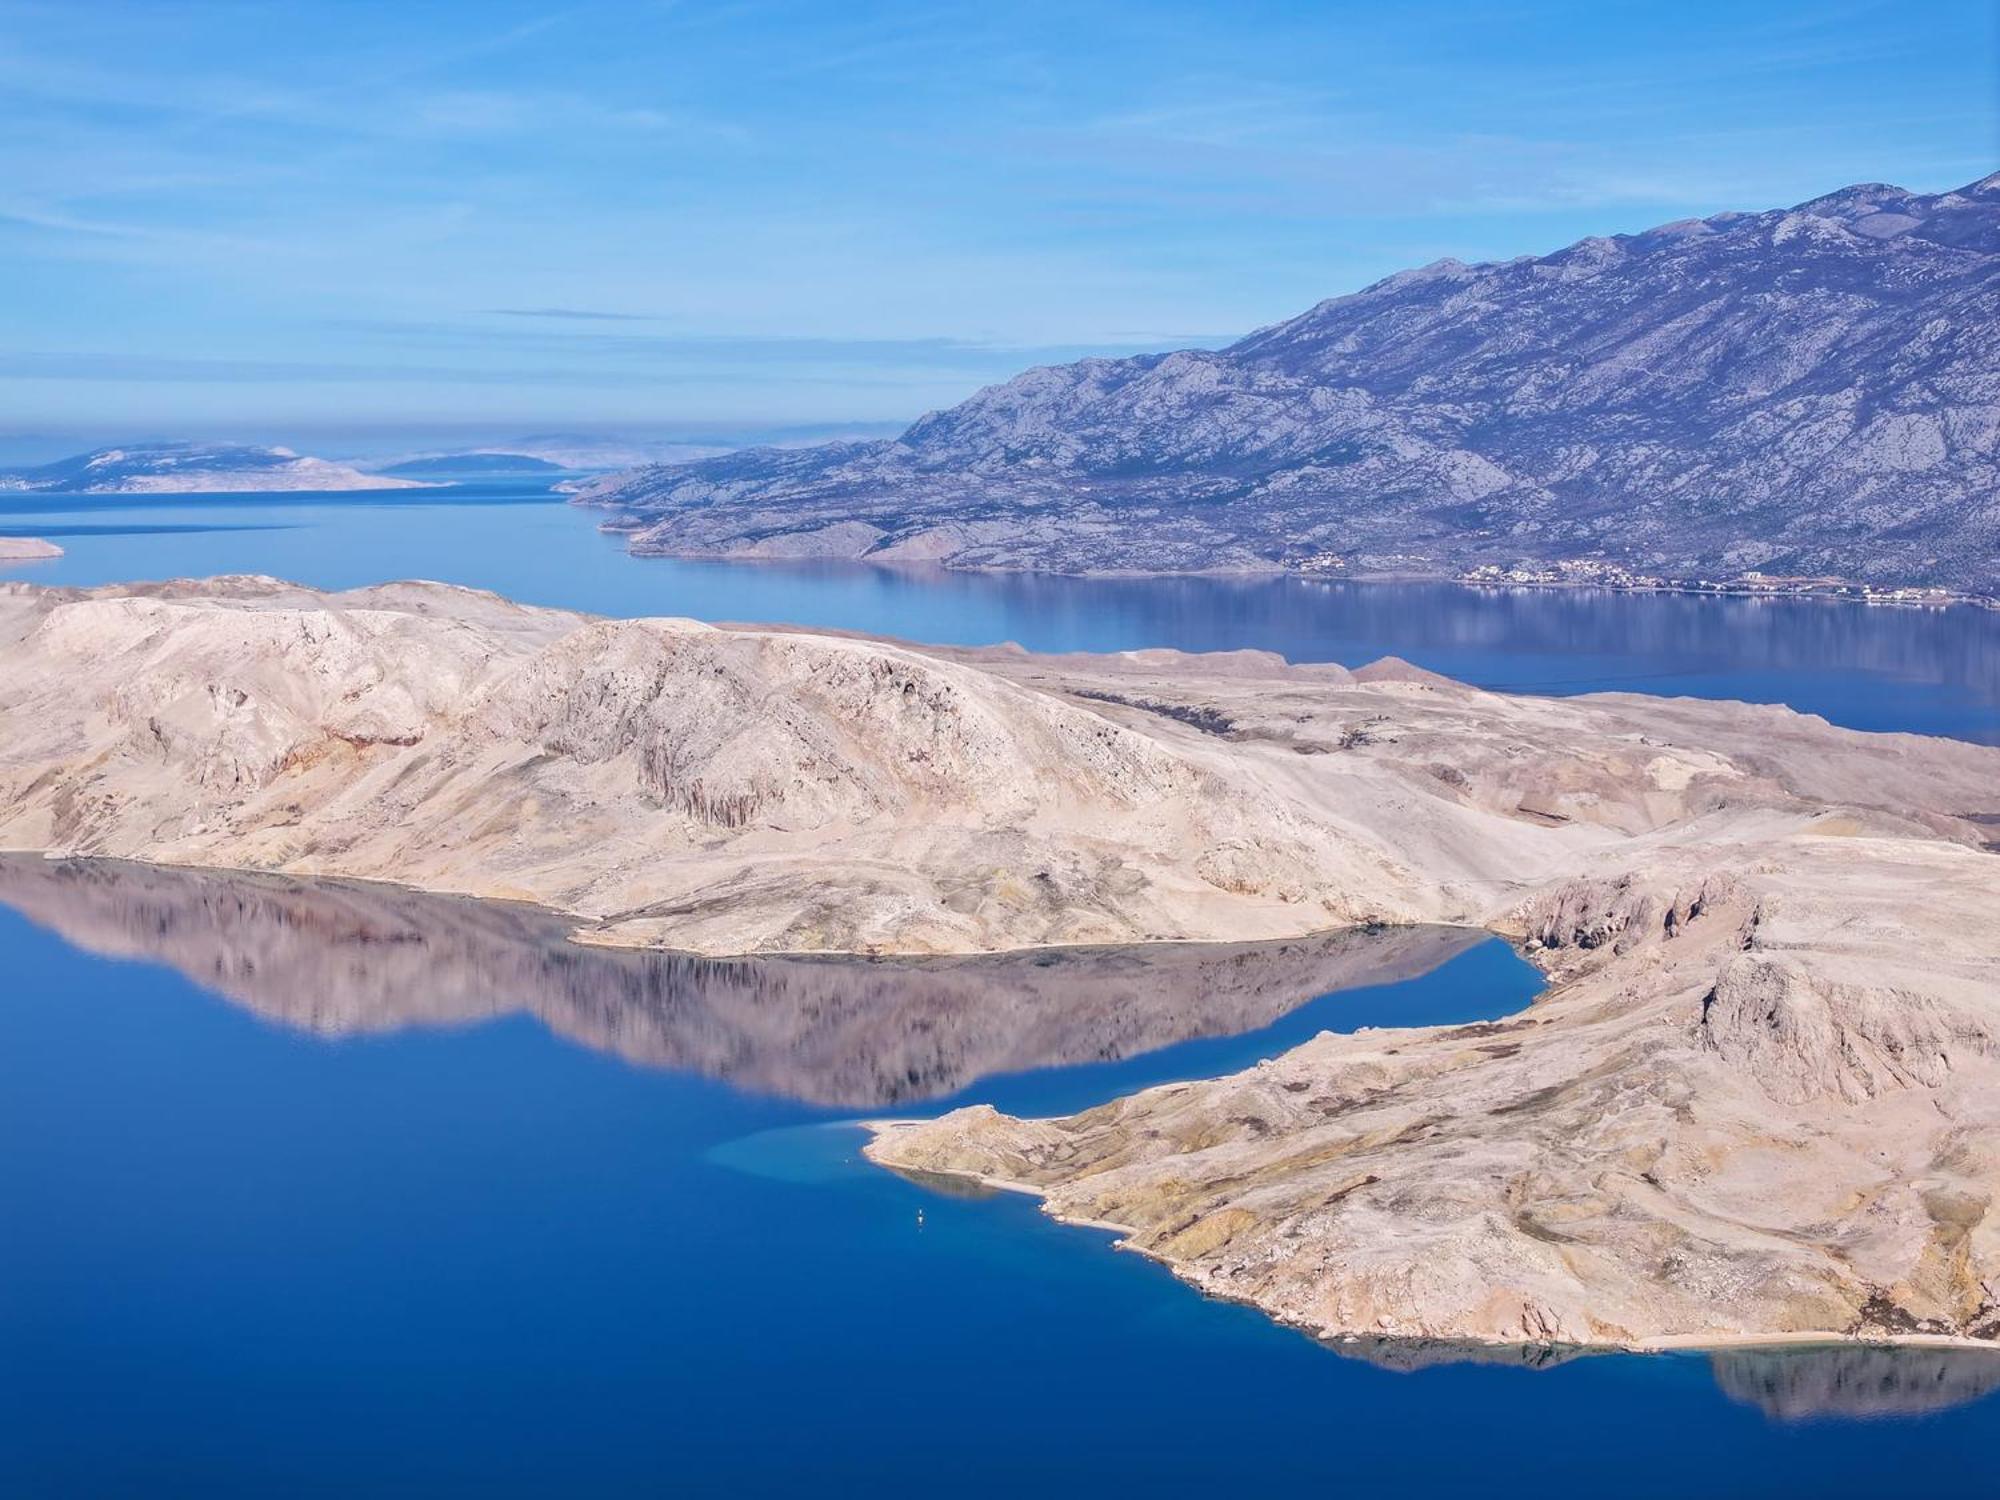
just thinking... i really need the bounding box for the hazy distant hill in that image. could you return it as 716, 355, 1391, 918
375, 452, 570, 478
1, 443, 428, 494
577, 173, 2000, 595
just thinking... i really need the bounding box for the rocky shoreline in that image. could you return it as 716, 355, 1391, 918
869, 1143, 2000, 1358
866, 832, 2000, 1350
587, 512, 2000, 611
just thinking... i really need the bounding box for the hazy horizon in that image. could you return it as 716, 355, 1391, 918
5, 0, 1994, 435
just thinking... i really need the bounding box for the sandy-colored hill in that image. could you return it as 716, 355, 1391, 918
3, 575, 1991, 956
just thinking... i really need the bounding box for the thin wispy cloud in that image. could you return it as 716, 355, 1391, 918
1, 0, 1991, 429
0, 348, 975, 393
486, 307, 664, 322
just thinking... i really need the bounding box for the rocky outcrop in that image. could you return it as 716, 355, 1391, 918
0, 538, 62, 561
578, 173, 2000, 593
869, 841, 2000, 1350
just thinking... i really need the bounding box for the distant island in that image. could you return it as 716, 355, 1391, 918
0, 442, 430, 494
0, 537, 62, 561
374, 452, 570, 478
575, 173, 2000, 600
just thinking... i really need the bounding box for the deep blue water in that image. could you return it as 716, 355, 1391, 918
6, 884, 2000, 1496
2, 479, 1996, 742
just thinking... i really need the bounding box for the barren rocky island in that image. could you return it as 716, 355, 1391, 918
3, 574, 1998, 1356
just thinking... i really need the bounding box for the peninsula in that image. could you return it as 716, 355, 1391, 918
2, 575, 1998, 1351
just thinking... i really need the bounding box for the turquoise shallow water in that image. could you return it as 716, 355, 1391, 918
4, 485, 2000, 1490
3, 479, 1996, 742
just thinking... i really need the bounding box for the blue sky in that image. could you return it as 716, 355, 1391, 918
3, 0, 1995, 446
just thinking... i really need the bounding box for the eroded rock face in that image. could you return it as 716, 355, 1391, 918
0, 578, 1440, 953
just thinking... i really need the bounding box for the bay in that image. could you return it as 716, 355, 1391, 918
3, 479, 1994, 743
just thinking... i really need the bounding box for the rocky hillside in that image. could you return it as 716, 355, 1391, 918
577, 173, 2000, 593
0, 577, 1454, 954
3, 575, 1997, 960
871, 831, 2000, 1351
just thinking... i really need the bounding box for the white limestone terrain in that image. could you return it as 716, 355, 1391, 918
0, 538, 62, 560
3, 575, 1998, 1351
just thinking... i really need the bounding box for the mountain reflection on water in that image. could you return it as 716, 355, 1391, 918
1709, 1344, 2000, 1422
0, 855, 1485, 1109
1318, 1337, 2000, 1418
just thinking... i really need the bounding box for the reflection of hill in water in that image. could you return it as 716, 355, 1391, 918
0, 856, 1483, 1108
1710, 1344, 2000, 1421
1316, 1336, 2000, 1419
1319, 1338, 1592, 1375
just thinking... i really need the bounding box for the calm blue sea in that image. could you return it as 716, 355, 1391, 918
3, 483, 1999, 1492
2, 479, 1995, 742
6, 893, 1999, 1496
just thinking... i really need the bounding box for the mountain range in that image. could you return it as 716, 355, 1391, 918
575, 173, 2000, 596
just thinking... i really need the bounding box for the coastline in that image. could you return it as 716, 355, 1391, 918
5, 845, 1489, 969
588, 515, 1999, 613
860, 1125, 2000, 1360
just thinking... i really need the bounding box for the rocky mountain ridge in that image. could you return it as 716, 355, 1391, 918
577, 173, 2000, 594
